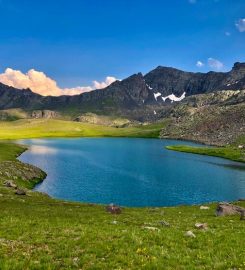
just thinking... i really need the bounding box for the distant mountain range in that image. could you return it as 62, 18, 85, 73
0, 62, 245, 120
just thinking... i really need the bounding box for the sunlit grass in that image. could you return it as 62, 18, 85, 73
0, 141, 244, 269
0, 119, 164, 140
166, 145, 245, 163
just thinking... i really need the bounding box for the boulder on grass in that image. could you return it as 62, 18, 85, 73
15, 189, 26, 196
241, 211, 245, 221
4, 181, 17, 189
216, 203, 245, 216
106, 204, 122, 214
184, 231, 196, 238
195, 223, 208, 230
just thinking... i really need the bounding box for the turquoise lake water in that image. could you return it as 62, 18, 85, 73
18, 138, 245, 207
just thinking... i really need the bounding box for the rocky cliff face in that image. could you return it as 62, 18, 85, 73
144, 62, 245, 98
31, 110, 60, 119
159, 90, 245, 146
0, 62, 244, 120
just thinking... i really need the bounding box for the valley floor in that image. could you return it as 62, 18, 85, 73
0, 142, 245, 269
0, 119, 163, 140
0, 118, 244, 163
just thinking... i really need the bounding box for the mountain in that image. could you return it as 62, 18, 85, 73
159, 90, 245, 146
0, 62, 245, 120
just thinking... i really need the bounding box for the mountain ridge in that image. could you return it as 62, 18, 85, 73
0, 62, 244, 120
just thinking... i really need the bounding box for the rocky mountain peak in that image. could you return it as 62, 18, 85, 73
0, 62, 244, 119
232, 62, 245, 71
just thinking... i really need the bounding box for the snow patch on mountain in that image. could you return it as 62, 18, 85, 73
162, 92, 186, 102
146, 84, 153, 90
154, 92, 162, 100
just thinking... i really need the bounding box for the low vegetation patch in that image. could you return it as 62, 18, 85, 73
0, 142, 46, 189
166, 145, 245, 163
0, 119, 164, 139
0, 189, 244, 270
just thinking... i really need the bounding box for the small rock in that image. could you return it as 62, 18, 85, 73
241, 211, 245, 221
159, 220, 170, 227
185, 231, 196, 238
4, 181, 17, 189
195, 223, 208, 230
15, 189, 26, 196
144, 226, 160, 231
106, 204, 122, 214
111, 220, 118, 224
200, 206, 210, 210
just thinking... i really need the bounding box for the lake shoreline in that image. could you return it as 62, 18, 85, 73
1, 140, 245, 269
18, 137, 245, 207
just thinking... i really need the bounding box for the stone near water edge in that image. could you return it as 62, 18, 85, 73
216, 202, 245, 216
200, 206, 210, 210
106, 204, 122, 214
184, 231, 196, 238
195, 223, 208, 230
15, 189, 26, 196
4, 180, 17, 189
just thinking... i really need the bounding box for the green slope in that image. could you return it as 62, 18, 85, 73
166, 145, 245, 163
0, 119, 163, 139
0, 142, 245, 269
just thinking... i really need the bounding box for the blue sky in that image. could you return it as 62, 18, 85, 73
0, 0, 244, 95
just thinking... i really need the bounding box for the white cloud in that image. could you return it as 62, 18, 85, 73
207, 58, 224, 70
225, 31, 231, 36
196, 61, 204, 67
93, 76, 117, 89
235, 18, 245, 32
0, 68, 117, 96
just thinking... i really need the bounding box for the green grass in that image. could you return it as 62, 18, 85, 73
0, 142, 46, 189
0, 141, 27, 161
0, 119, 163, 139
0, 142, 244, 269
0, 130, 245, 269
0, 190, 244, 270
166, 145, 245, 163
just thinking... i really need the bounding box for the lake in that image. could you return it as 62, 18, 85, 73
18, 138, 245, 207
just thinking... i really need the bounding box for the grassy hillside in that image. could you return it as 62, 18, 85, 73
0, 142, 27, 161
0, 109, 28, 121
0, 142, 245, 270
0, 119, 164, 140
166, 145, 245, 163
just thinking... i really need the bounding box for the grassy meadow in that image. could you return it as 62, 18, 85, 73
0, 120, 244, 269
166, 145, 245, 163
0, 119, 163, 140
0, 142, 245, 269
